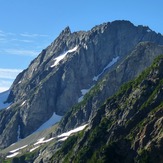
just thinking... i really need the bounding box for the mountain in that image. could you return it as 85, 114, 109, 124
1, 52, 163, 163
32, 43, 163, 163
0, 20, 163, 158
56, 41, 163, 134
50, 55, 163, 163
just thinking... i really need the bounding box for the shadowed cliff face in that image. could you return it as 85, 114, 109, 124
1, 20, 163, 149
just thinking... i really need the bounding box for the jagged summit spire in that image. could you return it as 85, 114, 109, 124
60, 26, 71, 36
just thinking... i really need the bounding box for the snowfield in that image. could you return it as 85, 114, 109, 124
57, 124, 88, 138
78, 87, 94, 102
9, 145, 28, 153
5, 124, 88, 158
6, 152, 20, 158
34, 112, 62, 132
93, 56, 119, 81
0, 90, 11, 110
34, 137, 54, 146
51, 46, 78, 67
30, 146, 40, 152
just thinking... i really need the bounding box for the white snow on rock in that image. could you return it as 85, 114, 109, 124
10, 143, 15, 147
147, 29, 152, 32
83, 43, 88, 50
93, 56, 119, 81
30, 146, 40, 152
5, 124, 88, 158
34, 137, 54, 146
6, 152, 19, 158
57, 124, 88, 138
0, 90, 11, 110
10, 145, 28, 153
58, 137, 68, 142
33, 124, 87, 145
78, 86, 94, 103
51, 46, 78, 67
34, 138, 45, 146
81, 89, 90, 95
34, 112, 62, 132
20, 100, 26, 107
17, 125, 21, 141
6, 105, 11, 110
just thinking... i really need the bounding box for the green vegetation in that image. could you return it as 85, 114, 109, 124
50, 55, 163, 163
136, 149, 150, 163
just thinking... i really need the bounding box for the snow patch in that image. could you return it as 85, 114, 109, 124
147, 29, 152, 32
6, 105, 11, 110
34, 137, 54, 146
93, 56, 119, 81
81, 89, 90, 95
78, 86, 94, 103
33, 124, 87, 144
10, 143, 15, 147
34, 112, 62, 132
7, 124, 88, 157
6, 152, 19, 158
83, 43, 88, 50
10, 145, 28, 153
58, 137, 68, 142
57, 124, 88, 138
0, 90, 11, 110
20, 100, 26, 107
17, 125, 21, 141
92, 76, 99, 81
101, 29, 105, 33
51, 46, 78, 67
34, 138, 45, 146
30, 146, 40, 152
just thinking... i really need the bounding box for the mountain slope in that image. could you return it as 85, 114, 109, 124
2, 55, 163, 163
55, 42, 163, 134
1, 20, 163, 149
50, 55, 163, 163
32, 42, 163, 162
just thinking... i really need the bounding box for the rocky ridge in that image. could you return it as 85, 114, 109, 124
1, 52, 163, 163
55, 42, 163, 135
1, 20, 163, 150
50, 55, 163, 163
31, 42, 163, 163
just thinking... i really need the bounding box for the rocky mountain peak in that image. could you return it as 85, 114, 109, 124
59, 26, 71, 37
1, 20, 163, 150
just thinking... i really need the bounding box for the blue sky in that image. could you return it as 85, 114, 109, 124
0, 0, 163, 92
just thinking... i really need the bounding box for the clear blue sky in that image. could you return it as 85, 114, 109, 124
0, 0, 163, 92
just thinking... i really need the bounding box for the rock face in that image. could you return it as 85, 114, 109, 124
1, 20, 163, 149
50, 55, 163, 163
55, 42, 163, 135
